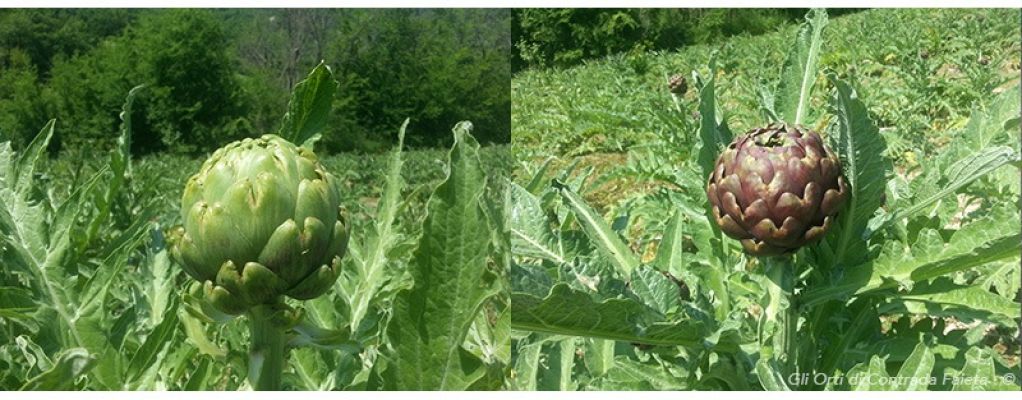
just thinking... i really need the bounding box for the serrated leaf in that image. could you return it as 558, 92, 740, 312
556, 183, 638, 276
953, 347, 1003, 390
511, 284, 719, 348
602, 356, 688, 390
145, 245, 174, 327
653, 209, 685, 276
774, 8, 828, 125
804, 207, 1020, 306
823, 76, 891, 267
294, 346, 333, 390
346, 119, 408, 333
696, 53, 731, 181
279, 62, 338, 145
383, 122, 496, 390
510, 183, 565, 264
584, 338, 615, 378
879, 278, 1020, 326
178, 309, 225, 359
892, 343, 935, 391
947, 84, 1020, 161
510, 336, 544, 390
13, 119, 54, 191
80, 84, 144, 250
534, 339, 576, 390
0, 286, 36, 320
629, 266, 683, 317
524, 157, 555, 194
492, 307, 511, 365
0, 122, 54, 273
880, 146, 1016, 231
510, 263, 554, 298
691, 63, 733, 270
78, 214, 154, 318
74, 315, 126, 390
0, 121, 102, 351
18, 348, 94, 390
125, 296, 180, 385
873, 85, 1021, 234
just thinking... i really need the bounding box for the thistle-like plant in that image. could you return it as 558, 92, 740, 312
509, 8, 1021, 391
169, 64, 348, 390
172, 134, 349, 315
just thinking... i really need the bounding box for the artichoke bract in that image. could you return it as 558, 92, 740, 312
706, 123, 848, 256
171, 134, 349, 314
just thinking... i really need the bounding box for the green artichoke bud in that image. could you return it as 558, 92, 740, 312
171, 134, 349, 315
706, 123, 848, 256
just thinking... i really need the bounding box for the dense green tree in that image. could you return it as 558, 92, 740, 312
0, 9, 136, 148
45, 9, 245, 154
130, 9, 247, 153
0, 49, 48, 149
1, 9, 511, 154
326, 9, 511, 150
232, 9, 337, 137
0, 9, 136, 76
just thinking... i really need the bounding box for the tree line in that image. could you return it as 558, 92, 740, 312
0, 9, 511, 155
511, 8, 865, 72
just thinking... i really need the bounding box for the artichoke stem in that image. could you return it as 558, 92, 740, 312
670, 93, 683, 114
762, 256, 798, 386
247, 304, 287, 390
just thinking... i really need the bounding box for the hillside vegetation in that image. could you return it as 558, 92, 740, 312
1, 9, 511, 154
509, 8, 1020, 391
512, 9, 1019, 162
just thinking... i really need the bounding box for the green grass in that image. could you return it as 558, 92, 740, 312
512, 9, 1020, 162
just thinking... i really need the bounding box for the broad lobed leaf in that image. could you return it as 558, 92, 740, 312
511, 283, 731, 349
773, 8, 828, 125
383, 123, 499, 390
804, 205, 1020, 306
279, 62, 339, 146
821, 76, 891, 267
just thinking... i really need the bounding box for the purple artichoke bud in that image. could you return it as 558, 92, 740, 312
668, 74, 688, 95
706, 123, 848, 256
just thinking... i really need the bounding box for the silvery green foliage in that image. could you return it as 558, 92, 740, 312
0, 64, 510, 390
510, 8, 1020, 391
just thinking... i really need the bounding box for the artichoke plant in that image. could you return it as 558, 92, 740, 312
668, 74, 688, 95
171, 134, 349, 315
706, 123, 848, 256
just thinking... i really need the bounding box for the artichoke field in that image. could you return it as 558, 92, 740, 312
0, 64, 511, 390
510, 8, 1021, 391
